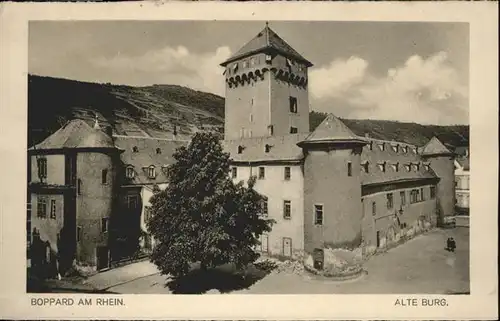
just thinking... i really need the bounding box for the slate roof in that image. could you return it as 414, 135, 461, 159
360, 139, 437, 186
421, 136, 453, 156
222, 133, 308, 163
220, 24, 313, 67
299, 114, 368, 146
114, 136, 189, 185
29, 119, 119, 151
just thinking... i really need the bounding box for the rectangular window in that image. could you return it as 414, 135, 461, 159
37, 197, 47, 218
77, 179, 82, 195
290, 127, 298, 134
314, 204, 323, 225
386, 193, 393, 209
262, 199, 268, 217
284, 167, 291, 180
372, 201, 376, 216
430, 186, 436, 199
283, 200, 291, 219
77, 226, 82, 242
50, 199, 56, 219
400, 191, 406, 206
420, 188, 425, 201
268, 125, 274, 136
231, 167, 238, 179
347, 162, 352, 176
127, 195, 139, 209
37, 157, 47, 180
101, 169, 108, 184
260, 234, 269, 252
289, 96, 298, 113
101, 217, 109, 233
258, 167, 265, 179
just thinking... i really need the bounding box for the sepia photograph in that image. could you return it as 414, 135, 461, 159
26, 20, 471, 295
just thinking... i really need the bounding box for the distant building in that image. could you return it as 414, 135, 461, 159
454, 147, 470, 214
220, 24, 456, 263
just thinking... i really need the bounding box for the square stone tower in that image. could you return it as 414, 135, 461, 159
220, 23, 313, 140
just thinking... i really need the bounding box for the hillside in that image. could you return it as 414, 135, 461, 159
28, 75, 469, 149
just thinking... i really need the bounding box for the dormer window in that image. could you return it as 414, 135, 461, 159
391, 163, 399, 172
242, 60, 248, 68
237, 145, 244, 154
265, 144, 272, 153
232, 63, 238, 73
361, 161, 370, 173
404, 164, 411, 172
412, 147, 418, 154
377, 162, 386, 172
424, 163, 431, 171
391, 144, 399, 153
368, 141, 373, 150
413, 162, 420, 171
132, 146, 139, 153
378, 143, 385, 151
148, 166, 156, 179
265, 54, 272, 64
402, 146, 408, 153
126, 166, 135, 179
156, 148, 161, 154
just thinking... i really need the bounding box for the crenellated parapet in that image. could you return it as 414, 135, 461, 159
226, 67, 308, 89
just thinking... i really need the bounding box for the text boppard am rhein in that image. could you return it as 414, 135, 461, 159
31, 297, 124, 306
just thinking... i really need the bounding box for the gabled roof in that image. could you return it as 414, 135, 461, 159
299, 114, 368, 146
421, 136, 453, 156
29, 119, 119, 151
220, 24, 312, 67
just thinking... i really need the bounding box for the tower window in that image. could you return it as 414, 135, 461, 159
283, 200, 291, 219
132, 146, 139, 153
314, 204, 323, 226
101, 217, 109, 233
50, 199, 56, 219
268, 125, 274, 136
77, 179, 82, 195
258, 167, 265, 179
265, 54, 272, 64
265, 144, 271, 153
430, 186, 436, 199
362, 161, 369, 173
372, 201, 376, 216
400, 191, 406, 206
289, 96, 298, 113
386, 193, 394, 209
284, 167, 291, 180
347, 162, 352, 176
231, 167, 237, 179
101, 169, 108, 184
148, 166, 156, 179
37, 157, 47, 181
156, 148, 161, 154
290, 127, 298, 134
77, 226, 82, 242
237, 145, 244, 154
37, 197, 47, 218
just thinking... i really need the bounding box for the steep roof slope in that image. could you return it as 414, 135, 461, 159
220, 24, 312, 67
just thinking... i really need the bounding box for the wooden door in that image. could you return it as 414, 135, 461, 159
283, 237, 292, 257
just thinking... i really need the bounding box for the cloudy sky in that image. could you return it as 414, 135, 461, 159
29, 21, 469, 125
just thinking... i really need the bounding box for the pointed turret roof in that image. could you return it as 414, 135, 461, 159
220, 23, 313, 67
29, 119, 121, 151
421, 136, 453, 156
298, 114, 368, 147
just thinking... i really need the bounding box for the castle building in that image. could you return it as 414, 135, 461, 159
221, 24, 456, 263
28, 118, 187, 272
27, 23, 457, 273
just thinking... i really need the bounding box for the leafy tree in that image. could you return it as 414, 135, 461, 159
147, 132, 273, 277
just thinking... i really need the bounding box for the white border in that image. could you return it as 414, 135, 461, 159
0, 1, 498, 319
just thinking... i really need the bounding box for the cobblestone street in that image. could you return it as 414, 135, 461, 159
103, 227, 469, 294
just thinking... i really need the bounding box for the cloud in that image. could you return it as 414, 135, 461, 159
309, 56, 368, 99
310, 52, 468, 125
91, 46, 231, 95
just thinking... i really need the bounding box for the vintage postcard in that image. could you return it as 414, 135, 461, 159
0, 1, 498, 320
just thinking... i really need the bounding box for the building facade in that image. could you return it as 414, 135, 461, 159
454, 147, 470, 213
221, 24, 456, 264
